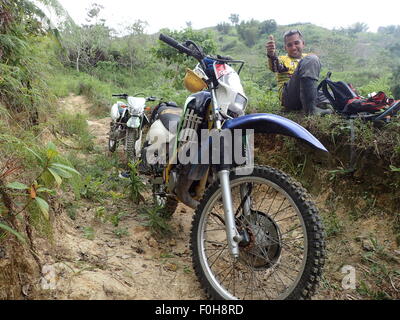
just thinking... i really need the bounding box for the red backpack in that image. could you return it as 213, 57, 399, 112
343, 91, 394, 115
318, 72, 393, 115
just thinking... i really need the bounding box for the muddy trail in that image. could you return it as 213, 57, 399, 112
40, 94, 206, 300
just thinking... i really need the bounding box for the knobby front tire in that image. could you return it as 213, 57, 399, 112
126, 128, 138, 164
190, 165, 325, 300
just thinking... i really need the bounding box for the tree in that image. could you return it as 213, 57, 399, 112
60, 3, 111, 71
229, 14, 239, 26
378, 25, 400, 35
216, 22, 231, 34
153, 28, 217, 87
236, 19, 261, 47
86, 2, 103, 21
0, 0, 60, 126
345, 22, 369, 37
124, 20, 149, 73
260, 19, 277, 35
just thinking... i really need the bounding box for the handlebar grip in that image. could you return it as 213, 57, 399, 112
159, 33, 194, 57
159, 34, 180, 49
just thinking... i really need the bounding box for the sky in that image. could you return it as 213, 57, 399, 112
55, 0, 399, 34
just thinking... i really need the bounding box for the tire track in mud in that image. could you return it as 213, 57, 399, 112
44, 94, 206, 300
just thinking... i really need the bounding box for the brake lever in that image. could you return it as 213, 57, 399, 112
184, 40, 205, 60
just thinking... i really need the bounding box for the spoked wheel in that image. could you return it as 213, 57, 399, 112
190, 166, 325, 300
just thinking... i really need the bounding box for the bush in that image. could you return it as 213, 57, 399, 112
56, 113, 95, 151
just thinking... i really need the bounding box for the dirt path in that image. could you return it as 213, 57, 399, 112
42, 94, 206, 300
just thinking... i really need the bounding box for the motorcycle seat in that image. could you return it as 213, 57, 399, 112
158, 107, 182, 134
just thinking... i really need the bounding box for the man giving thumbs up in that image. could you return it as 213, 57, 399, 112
266, 30, 330, 116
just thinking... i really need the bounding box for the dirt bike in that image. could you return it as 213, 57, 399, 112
108, 93, 156, 162
142, 33, 328, 300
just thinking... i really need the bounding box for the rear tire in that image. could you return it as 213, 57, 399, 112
190, 165, 325, 300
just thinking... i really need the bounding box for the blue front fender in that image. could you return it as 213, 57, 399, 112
222, 113, 328, 152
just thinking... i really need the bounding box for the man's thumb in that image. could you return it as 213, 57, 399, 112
269, 35, 274, 41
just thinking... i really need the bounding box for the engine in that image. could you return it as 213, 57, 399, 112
175, 91, 211, 209
178, 91, 210, 148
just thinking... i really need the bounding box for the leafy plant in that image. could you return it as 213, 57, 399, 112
109, 212, 128, 227
0, 221, 27, 244
0, 142, 80, 242
322, 211, 344, 237
390, 165, 400, 172
128, 161, 146, 204
83, 226, 95, 240
113, 227, 129, 238
79, 176, 105, 201
139, 205, 172, 237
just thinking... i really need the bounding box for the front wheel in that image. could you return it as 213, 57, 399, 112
125, 128, 138, 163
190, 165, 325, 300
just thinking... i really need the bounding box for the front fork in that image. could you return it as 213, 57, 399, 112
211, 86, 245, 258
218, 170, 242, 258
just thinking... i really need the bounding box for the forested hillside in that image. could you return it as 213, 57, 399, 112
0, 1, 399, 300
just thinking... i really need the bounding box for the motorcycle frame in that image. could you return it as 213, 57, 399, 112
161, 66, 328, 258
163, 78, 244, 258
156, 35, 328, 258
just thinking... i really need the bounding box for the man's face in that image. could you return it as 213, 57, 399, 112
284, 33, 305, 59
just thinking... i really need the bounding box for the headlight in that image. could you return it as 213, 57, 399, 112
234, 93, 247, 110
227, 93, 247, 118
127, 116, 141, 128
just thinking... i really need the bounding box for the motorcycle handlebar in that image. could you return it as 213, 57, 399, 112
112, 94, 158, 102
159, 33, 203, 61
112, 94, 128, 98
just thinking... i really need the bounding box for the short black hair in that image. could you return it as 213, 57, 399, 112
283, 29, 304, 43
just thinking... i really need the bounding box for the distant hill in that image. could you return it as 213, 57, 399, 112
199, 21, 399, 90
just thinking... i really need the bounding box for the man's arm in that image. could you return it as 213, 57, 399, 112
266, 35, 278, 72
265, 35, 288, 73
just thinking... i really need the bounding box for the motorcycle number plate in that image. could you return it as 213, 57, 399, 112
127, 116, 141, 128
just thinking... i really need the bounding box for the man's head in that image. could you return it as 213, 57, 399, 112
283, 29, 305, 59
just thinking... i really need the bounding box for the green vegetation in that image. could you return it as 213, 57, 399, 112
139, 205, 173, 237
